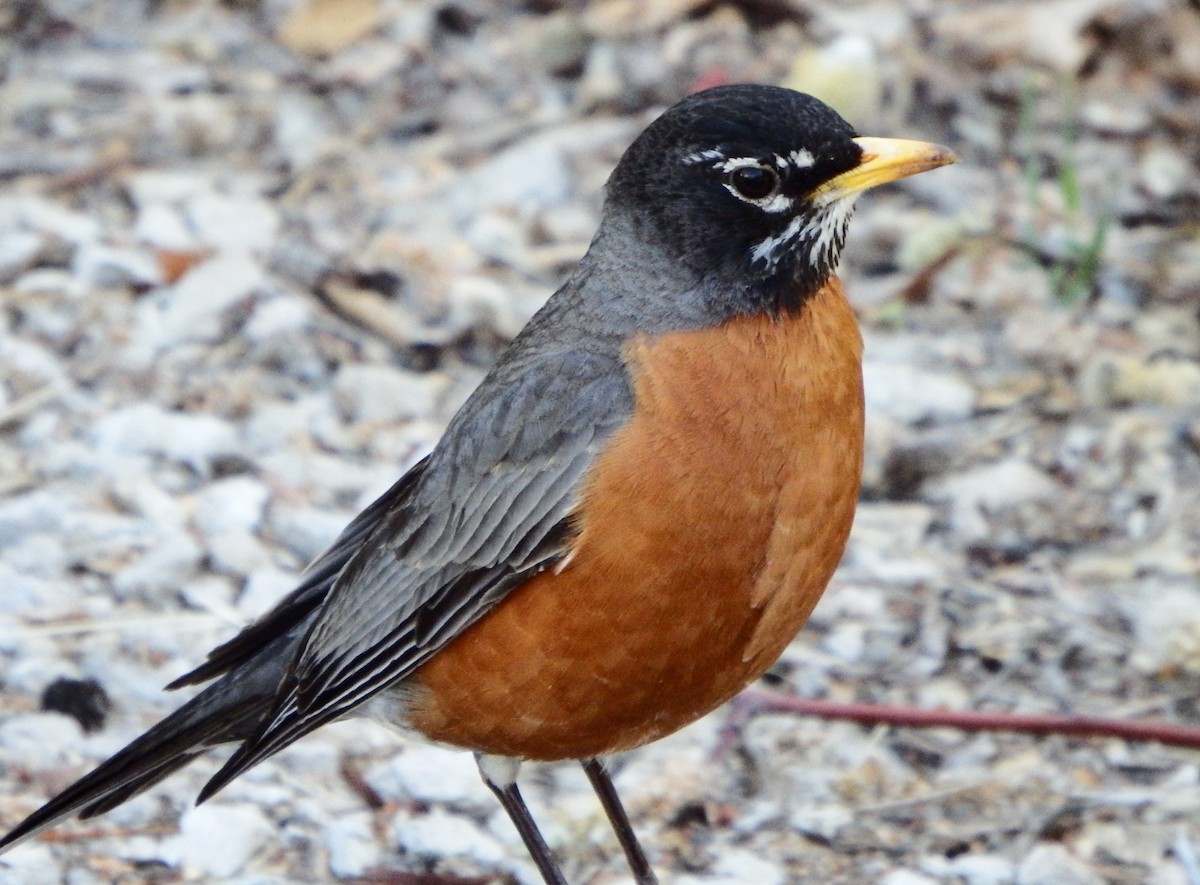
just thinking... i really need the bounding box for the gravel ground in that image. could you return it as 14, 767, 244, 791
2, 1, 1200, 883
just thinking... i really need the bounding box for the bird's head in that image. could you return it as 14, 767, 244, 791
604, 84, 956, 313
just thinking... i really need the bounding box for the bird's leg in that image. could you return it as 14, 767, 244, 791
581, 757, 658, 885
476, 754, 567, 885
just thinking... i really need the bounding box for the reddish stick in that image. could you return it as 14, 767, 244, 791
733, 691, 1200, 749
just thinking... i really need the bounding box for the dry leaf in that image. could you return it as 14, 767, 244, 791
278, 0, 381, 57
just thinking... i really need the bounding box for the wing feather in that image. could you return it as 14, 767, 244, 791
198, 348, 633, 799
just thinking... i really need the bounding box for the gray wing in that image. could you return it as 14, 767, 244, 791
200, 345, 632, 797
167, 456, 431, 689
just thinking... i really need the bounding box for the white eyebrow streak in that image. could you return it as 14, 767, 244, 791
716, 156, 762, 173
682, 149, 725, 165
789, 148, 816, 169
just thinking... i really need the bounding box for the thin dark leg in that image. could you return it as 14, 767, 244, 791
582, 757, 658, 885
478, 760, 567, 885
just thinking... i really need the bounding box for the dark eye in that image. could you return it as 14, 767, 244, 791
729, 165, 779, 200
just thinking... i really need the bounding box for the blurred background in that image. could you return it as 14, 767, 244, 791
1, 0, 1199, 882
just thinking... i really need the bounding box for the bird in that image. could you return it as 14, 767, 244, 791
0, 84, 954, 884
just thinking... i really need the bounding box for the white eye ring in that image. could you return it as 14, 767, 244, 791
719, 159, 792, 213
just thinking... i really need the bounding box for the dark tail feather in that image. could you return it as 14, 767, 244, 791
78, 755, 197, 819
0, 634, 294, 855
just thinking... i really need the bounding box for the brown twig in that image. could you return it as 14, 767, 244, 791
727, 690, 1200, 750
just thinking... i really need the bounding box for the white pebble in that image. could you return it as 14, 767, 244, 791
7, 195, 100, 244
128, 252, 265, 358
208, 531, 272, 576
194, 476, 270, 536
393, 808, 507, 865
881, 871, 939, 885
161, 803, 276, 879
111, 530, 202, 598
324, 811, 383, 878
864, 361, 976, 425
365, 743, 488, 809
454, 136, 572, 219
0, 842, 62, 885
1017, 844, 1102, 885
244, 295, 312, 341
0, 713, 83, 762
133, 202, 195, 250
238, 568, 299, 618
91, 403, 241, 473
332, 364, 443, 425
946, 852, 1018, 885
71, 242, 162, 289
185, 193, 280, 253
928, 457, 1058, 541
267, 505, 354, 563
711, 848, 787, 885
0, 231, 43, 278
124, 170, 213, 207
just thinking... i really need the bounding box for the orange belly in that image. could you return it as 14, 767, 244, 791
406, 280, 864, 760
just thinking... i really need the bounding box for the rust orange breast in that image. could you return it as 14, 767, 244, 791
407, 279, 865, 761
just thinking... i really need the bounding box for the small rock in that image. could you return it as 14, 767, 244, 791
8, 195, 100, 244
1079, 352, 1200, 408
0, 712, 83, 763
926, 457, 1059, 541
821, 622, 867, 663
40, 677, 111, 733
244, 295, 312, 341
238, 568, 299, 618
124, 170, 214, 208
931, 0, 1112, 73
12, 267, 81, 297
1080, 99, 1152, 136
193, 476, 270, 536
0, 231, 43, 280
454, 135, 572, 218
208, 531, 273, 576
0, 842, 61, 884
133, 202, 195, 250
709, 848, 786, 885
0, 564, 61, 612
129, 252, 265, 356
1125, 584, 1200, 675
111, 530, 202, 598
881, 871, 939, 885
1138, 145, 1193, 200
161, 803, 276, 879
365, 744, 489, 809
324, 812, 382, 878
181, 574, 239, 617
784, 33, 884, 126
1016, 844, 1103, 885
184, 193, 280, 253
947, 852, 1018, 885
790, 804, 854, 841
864, 361, 976, 425
71, 242, 162, 289
393, 808, 507, 865
0, 488, 69, 546
91, 403, 242, 474
267, 505, 356, 564
332, 364, 443, 425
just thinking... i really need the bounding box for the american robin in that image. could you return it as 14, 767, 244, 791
0, 84, 954, 883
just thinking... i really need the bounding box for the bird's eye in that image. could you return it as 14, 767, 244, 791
729, 165, 779, 200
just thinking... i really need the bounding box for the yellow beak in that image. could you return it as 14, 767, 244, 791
811, 137, 957, 203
